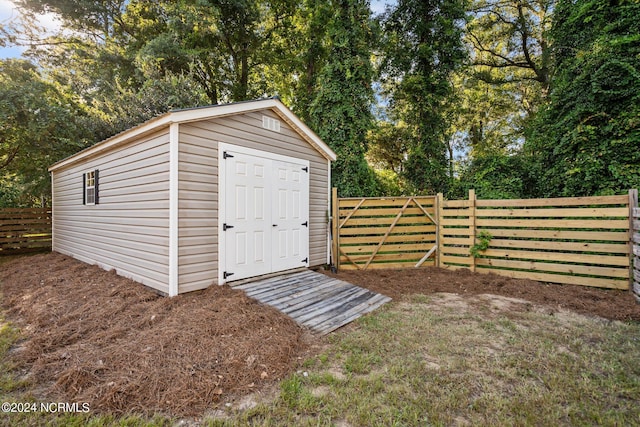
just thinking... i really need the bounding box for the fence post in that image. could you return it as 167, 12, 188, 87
629, 189, 638, 293
469, 189, 477, 272
436, 193, 443, 268
331, 187, 340, 271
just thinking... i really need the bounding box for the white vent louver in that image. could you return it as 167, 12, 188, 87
262, 115, 281, 132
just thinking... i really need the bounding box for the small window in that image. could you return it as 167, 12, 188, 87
83, 169, 99, 205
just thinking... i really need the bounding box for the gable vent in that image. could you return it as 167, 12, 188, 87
262, 115, 281, 132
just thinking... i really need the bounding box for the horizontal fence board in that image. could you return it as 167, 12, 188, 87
440, 255, 473, 266
442, 237, 470, 246
475, 218, 629, 229
479, 228, 629, 242
476, 194, 628, 207
0, 216, 51, 222
475, 266, 628, 289
476, 258, 629, 279
338, 197, 435, 208
339, 225, 437, 236
341, 243, 435, 254
340, 234, 435, 245
0, 218, 52, 226
442, 200, 471, 208
341, 216, 435, 227
0, 207, 50, 213
487, 239, 629, 254
442, 246, 473, 255
479, 248, 629, 266
339, 260, 434, 270
442, 245, 628, 266
339, 207, 435, 217
0, 224, 53, 233
474, 207, 628, 218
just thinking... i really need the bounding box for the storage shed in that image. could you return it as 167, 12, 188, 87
48, 98, 336, 296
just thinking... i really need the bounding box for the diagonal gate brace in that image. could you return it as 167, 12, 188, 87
362, 197, 413, 269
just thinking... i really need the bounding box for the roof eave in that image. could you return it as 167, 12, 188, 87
48, 98, 336, 172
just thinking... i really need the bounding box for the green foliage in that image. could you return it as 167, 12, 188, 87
467, 0, 553, 91
525, 0, 640, 197
373, 169, 414, 197
290, 0, 332, 122
309, 0, 379, 197
0, 59, 87, 202
379, 0, 468, 195
454, 152, 534, 199
366, 121, 411, 174
470, 231, 492, 257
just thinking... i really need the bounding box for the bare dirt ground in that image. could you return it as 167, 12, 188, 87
1, 252, 639, 418
325, 267, 640, 322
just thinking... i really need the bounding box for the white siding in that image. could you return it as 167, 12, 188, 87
52, 129, 171, 293
177, 109, 329, 292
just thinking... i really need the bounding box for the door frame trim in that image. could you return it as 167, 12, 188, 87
218, 142, 310, 285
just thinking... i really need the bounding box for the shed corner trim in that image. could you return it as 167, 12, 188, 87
168, 122, 180, 296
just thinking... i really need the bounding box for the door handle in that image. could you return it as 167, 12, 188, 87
272, 224, 278, 227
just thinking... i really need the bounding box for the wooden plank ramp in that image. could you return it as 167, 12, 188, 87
233, 270, 391, 334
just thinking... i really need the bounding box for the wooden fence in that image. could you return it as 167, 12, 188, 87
439, 190, 631, 290
333, 189, 637, 290
632, 190, 640, 301
332, 189, 438, 270
0, 208, 52, 255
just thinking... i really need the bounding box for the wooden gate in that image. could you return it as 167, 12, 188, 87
332, 189, 437, 270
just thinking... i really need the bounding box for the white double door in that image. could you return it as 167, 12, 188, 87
222, 144, 309, 282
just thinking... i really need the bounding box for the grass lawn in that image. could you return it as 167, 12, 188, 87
2, 291, 639, 426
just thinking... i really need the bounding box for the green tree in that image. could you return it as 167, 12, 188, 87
0, 59, 87, 202
308, 0, 378, 197
525, 0, 640, 196
18, 0, 298, 105
290, 0, 331, 122
379, 0, 468, 195
467, 0, 553, 94
454, 0, 553, 182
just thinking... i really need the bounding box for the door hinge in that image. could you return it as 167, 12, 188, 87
223, 151, 234, 159
301, 257, 308, 264
223, 223, 234, 231
223, 271, 234, 279
301, 166, 308, 172
302, 221, 308, 227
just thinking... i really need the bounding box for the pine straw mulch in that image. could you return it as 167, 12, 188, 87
0, 252, 307, 417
